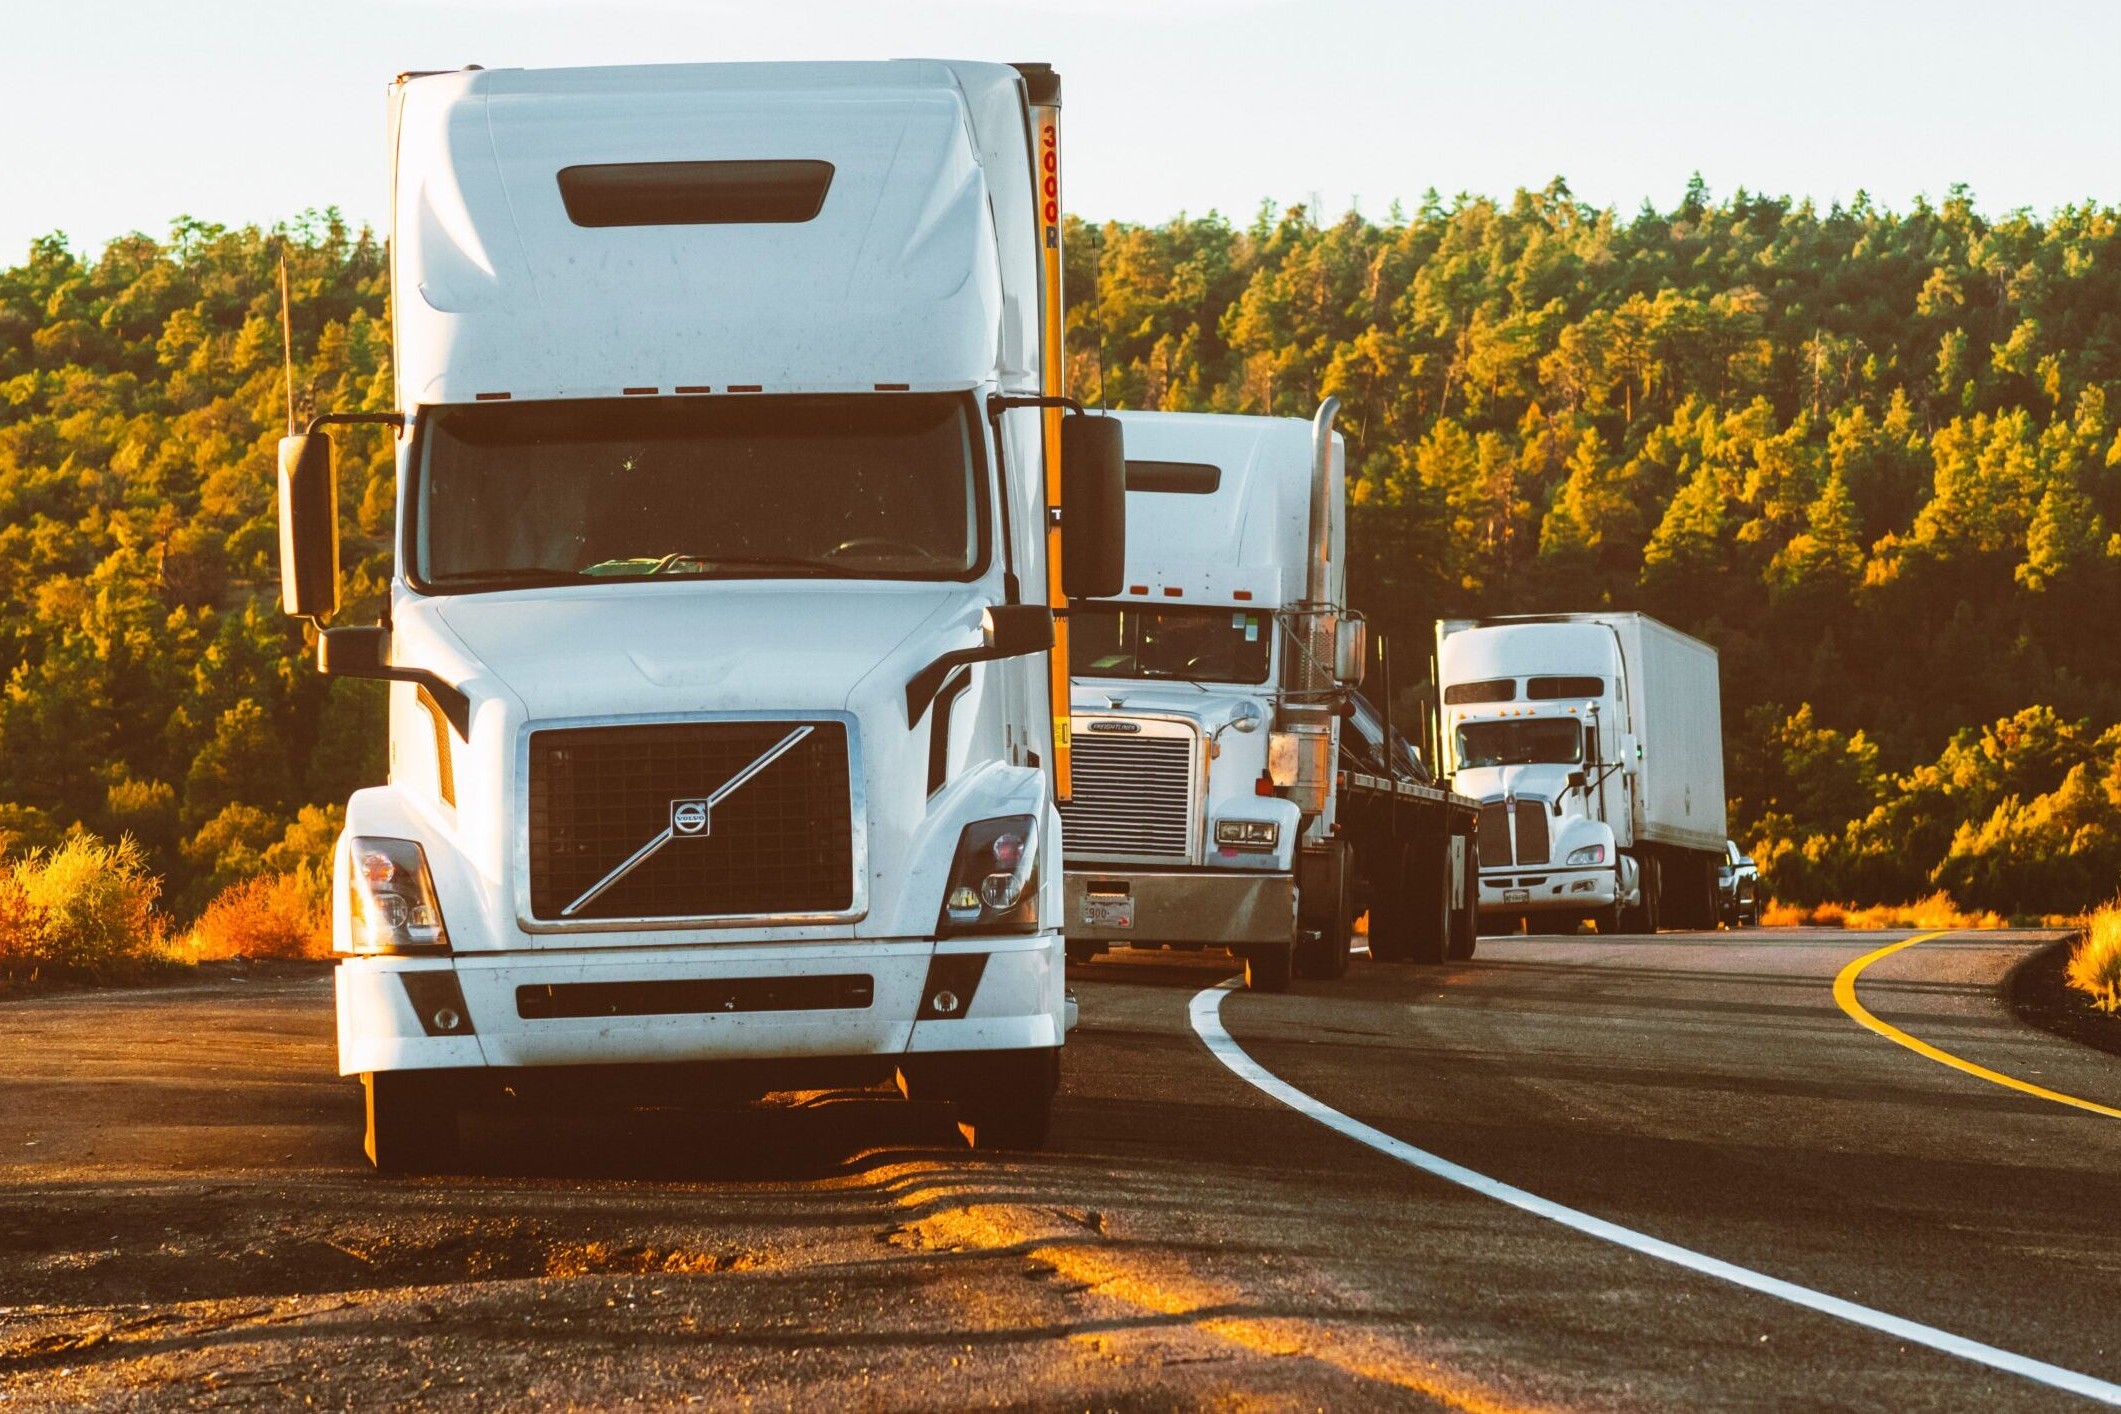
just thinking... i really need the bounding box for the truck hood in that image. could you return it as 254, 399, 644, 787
429, 581, 973, 720
1069, 682, 1269, 734
1457, 762, 1577, 805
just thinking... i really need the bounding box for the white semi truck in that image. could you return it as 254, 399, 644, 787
1435, 613, 1726, 933
1061, 402, 1480, 989
274, 60, 1127, 1169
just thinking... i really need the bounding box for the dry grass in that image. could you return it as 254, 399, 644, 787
2066, 905, 2121, 1012
0, 834, 175, 984
177, 870, 331, 962
1758, 891, 2008, 931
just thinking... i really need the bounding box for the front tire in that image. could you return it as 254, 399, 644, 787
1295, 844, 1353, 980
953, 1048, 1058, 1151
362, 1071, 459, 1175
1242, 943, 1293, 992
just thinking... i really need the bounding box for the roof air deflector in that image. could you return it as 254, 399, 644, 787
557, 160, 835, 228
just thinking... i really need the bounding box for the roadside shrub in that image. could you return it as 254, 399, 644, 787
1756, 893, 2003, 930
2066, 906, 2121, 1012
180, 868, 331, 961
0, 833, 172, 983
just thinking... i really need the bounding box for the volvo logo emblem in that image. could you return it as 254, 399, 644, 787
670, 799, 712, 836
1088, 721, 1142, 734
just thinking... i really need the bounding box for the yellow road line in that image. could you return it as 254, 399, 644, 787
1833, 930, 2121, 1120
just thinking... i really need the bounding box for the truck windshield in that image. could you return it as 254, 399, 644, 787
1069, 605, 1271, 685
412, 394, 982, 590
1456, 718, 1582, 768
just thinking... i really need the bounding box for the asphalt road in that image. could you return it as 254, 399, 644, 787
3, 928, 2117, 1410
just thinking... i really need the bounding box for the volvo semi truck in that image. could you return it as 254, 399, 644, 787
1435, 613, 1725, 933
275, 61, 1126, 1169
1061, 402, 1479, 990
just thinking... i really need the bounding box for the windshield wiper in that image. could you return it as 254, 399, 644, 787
636, 552, 836, 576
428, 567, 583, 587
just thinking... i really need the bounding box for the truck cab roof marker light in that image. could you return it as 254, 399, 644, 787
1233, 589, 1253, 601
623, 386, 657, 396
675, 385, 713, 394
729, 384, 763, 393
475, 391, 511, 401
1128, 585, 1148, 595
1163, 587, 1183, 597
875, 383, 910, 391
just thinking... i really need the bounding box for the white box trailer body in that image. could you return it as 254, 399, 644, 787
1061, 405, 1479, 988
276, 61, 1128, 1167
1436, 613, 1725, 931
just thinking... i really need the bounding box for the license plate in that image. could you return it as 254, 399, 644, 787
1084, 895, 1135, 929
1503, 888, 1530, 904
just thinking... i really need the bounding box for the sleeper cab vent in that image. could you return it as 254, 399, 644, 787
557, 160, 836, 228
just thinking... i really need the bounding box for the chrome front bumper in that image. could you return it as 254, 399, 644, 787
1063, 868, 1296, 945
1477, 865, 1616, 913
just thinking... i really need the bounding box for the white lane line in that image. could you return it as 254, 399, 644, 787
1188, 979, 2121, 1407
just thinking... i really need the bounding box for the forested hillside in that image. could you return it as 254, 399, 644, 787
4, 181, 2121, 927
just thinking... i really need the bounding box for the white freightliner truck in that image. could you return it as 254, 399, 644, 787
274, 60, 1128, 1169
1435, 613, 1726, 933
1060, 402, 1480, 989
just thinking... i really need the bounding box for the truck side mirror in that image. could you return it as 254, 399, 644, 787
1060, 414, 1126, 599
1334, 616, 1367, 686
278, 433, 340, 620
1568, 770, 1588, 792
984, 603, 1056, 656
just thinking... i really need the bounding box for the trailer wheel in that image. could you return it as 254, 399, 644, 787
1365, 842, 1412, 962
954, 1048, 1058, 1151
1242, 944, 1293, 992
1406, 847, 1451, 965
362, 1071, 459, 1175
1444, 843, 1478, 960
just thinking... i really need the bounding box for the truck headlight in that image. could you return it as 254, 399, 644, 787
939, 815, 1039, 935
1566, 844, 1607, 866
347, 837, 449, 954
1214, 819, 1280, 851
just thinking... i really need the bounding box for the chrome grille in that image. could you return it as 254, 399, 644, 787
1514, 798, 1551, 865
526, 720, 853, 922
1478, 801, 1512, 868
1061, 729, 1196, 860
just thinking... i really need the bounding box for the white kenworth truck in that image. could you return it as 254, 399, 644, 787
1060, 402, 1479, 990
1435, 613, 1726, 934
274, 61, 1128, 1170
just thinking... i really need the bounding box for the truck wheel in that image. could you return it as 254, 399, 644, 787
1294, 845, 1353, 980
1365, 842, 1414, 963
1591, 905, 1622, 935
362, 1071, 458, 1175
1407, 850, 1450, 964
1444, 849, 1478, 961
1623, 855, 1661, 934
954, 1048, 1058, 1151
1243, 944, 1293, 991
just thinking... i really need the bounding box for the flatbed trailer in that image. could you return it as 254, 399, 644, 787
1331, 769, 1481, 964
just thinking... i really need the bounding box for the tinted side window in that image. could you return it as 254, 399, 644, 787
1443, 678, 1515, 704
1527, 675, 1604, 699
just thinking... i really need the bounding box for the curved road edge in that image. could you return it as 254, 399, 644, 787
1187, 976, 2121, 1407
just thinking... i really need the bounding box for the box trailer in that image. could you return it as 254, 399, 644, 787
1436, 613, 1725, 932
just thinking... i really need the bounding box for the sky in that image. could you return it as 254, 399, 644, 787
6, 0, 2120, 259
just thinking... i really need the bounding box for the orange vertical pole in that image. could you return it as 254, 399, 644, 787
1029, 80, 1070, 801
